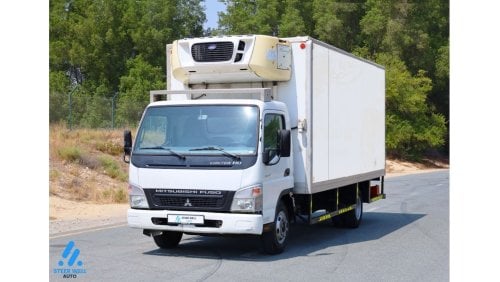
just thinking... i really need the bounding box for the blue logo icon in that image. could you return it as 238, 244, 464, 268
59, 241, 83, 267
53, 240, 87, 278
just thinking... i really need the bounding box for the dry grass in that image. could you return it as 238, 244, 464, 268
49, 169, 59, 181
49, 124, 131, 204
95, 141, 122, 156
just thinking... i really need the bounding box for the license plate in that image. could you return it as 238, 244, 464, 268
168, 214, 204, 225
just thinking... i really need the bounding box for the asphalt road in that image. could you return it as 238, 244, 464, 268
49, 170, 449, 281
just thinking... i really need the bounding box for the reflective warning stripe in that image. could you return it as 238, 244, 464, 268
370, 195, 384, 202
313, 203, 357, 223
338, 206, 354, 215
318, 213, 332, 222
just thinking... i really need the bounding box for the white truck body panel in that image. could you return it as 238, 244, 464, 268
274, 39, 312, 193
277, 37, 385, 194
308, 39, 385, 193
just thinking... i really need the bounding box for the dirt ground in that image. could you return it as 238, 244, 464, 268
50, 196, 129, 235
49, 159, 449, 236
385, 158, 448, 176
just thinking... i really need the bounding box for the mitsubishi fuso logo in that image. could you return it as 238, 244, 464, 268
184, 198, 192, 207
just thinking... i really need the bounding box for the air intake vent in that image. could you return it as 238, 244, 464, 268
191, 41, 234, 62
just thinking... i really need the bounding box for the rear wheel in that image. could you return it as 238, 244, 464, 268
262, 201, 289, 254
153, 231, 183, 249
340, 191, 363, 228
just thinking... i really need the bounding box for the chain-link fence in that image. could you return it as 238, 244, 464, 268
49, 90, 148, 129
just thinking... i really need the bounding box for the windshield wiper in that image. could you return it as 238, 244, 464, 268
138, 146, 186, 159
189, 146, 241, 160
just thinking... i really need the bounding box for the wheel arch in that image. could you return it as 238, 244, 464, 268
263, 188, 294, 232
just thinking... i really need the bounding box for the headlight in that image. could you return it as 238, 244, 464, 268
128, 184, 149, 208
230, 185, 262, 213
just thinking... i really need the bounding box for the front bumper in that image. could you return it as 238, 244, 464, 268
127, 208, 263, 235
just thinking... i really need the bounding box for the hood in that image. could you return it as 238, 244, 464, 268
136, 168, 244, 191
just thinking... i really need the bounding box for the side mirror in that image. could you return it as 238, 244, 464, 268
278, 129, 291, 157
262, 148, 271, 164
263, 129, 291, 165
123, 130, 132, 163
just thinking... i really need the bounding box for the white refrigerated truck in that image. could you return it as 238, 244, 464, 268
124, 35, 385, 254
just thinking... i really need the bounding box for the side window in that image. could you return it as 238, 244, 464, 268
263, 114, 285, 164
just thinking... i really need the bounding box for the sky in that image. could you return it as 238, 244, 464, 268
203, 0, 227, 29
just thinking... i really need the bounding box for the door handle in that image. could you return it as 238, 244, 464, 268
284, 168, 290, 176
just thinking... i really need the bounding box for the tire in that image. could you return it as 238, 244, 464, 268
261, 201, 290, 254
340, 191, 363, 228
153, 231, 183, 249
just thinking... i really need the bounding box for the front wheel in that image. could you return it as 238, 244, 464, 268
261, 201, 290, 254
153, 231, 183, 249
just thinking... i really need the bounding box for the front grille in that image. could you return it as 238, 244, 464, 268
144, 189, 234, 211
191, 42, 234, 62
155, 195, 223, 208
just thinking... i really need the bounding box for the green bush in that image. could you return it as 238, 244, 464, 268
98, 156, 127, 181
58, 146, 82, 162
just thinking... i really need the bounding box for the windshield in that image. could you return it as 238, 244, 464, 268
134, 105, 259, 156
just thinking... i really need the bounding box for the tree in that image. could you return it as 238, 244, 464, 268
50, 0, 132, 127
374, 52, 446, 158
219, 0, 282, 35
49, 0, 206, 127
117, 55, 164, 126
278, 0, 307, 36
49, 71, 70, 123
313, 0, 365, 51
126, 0, 205, 70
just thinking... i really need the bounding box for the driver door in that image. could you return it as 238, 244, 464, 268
262, 111, 291, 223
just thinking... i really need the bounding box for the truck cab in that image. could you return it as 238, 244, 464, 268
127, 92, 294, 253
